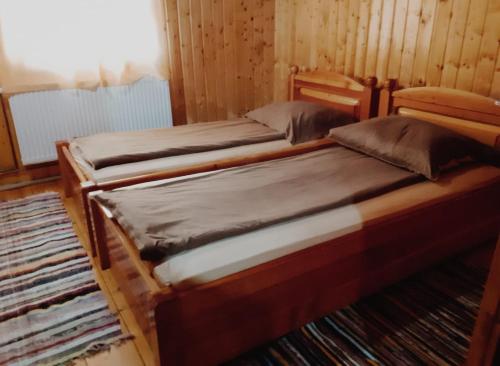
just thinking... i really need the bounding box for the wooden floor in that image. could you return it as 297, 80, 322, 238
0, 179, 495, 366
0, 180, 151, 366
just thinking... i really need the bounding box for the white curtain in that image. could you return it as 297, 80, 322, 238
0, 0, 169, 92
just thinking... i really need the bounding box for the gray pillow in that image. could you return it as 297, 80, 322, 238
329, 115, 499, 180
245, 101, 354, 144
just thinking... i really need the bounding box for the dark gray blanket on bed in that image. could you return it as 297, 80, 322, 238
71, 118, 285, 169
95, 146, 420, 260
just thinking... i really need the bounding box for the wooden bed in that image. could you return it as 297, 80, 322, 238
56, 68, 378, 256
89, 85, 500, 365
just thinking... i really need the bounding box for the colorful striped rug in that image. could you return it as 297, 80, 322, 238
230, 261, 486, 365
0, 192, 129, 365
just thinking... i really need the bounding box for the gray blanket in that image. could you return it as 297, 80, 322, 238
95, 147, 420, 260
71, 118, 284, 169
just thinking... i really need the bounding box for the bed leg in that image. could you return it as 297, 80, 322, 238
56, 141, 72, 197
83, 197, 97, 257
155, 302, 185, 366
89, 196, 110, 269
379, 79, 398, 117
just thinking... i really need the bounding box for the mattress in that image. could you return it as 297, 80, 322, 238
72, 139, 292, 183
151, 164, 500, 288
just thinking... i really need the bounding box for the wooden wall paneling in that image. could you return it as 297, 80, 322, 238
236, 1, 252, 114
315, 0, 331, 71
398, 0, 422, 86
325, 0, 339, 72
201, 0, 218, 121
262, 0, 275, 104
167, 0, 498, 123
273, 0, 286, 102
344, 0, 361, 77
490, 48, 500, 99
177, 0, 198, 123
253, 0, 265, 108
375, 0, 396, 84
455, 0, 489, 91
364, 0, 383, 78
189, 0, 209, 122
440, 0, 471, 89
353, 0, 370, 78
411, 0, 437, 86
425, 0, 453, 86
222, 0, 238, 116
308, 0, 321, 70
387, 0, 408, 80
235, 0, 246, 113
163, 0, 187, 125
273, 0, 294, 101
335, 0, 349, 74
472, 0, 500, 96
212, 0, 227, 119
293, 0, 310, 69
246, 0, 257, 112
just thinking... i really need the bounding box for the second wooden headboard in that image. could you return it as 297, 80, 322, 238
289, 66, 377, 121
379, 80, 500, 147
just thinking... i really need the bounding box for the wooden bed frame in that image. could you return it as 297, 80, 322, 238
56, 68, 378, 256
90, 85, 500, 365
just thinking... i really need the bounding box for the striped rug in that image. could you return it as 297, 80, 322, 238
230, 261, 486, 366
0, 192, 129, 365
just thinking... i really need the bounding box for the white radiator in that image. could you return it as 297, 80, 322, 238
8, 76, 173, 164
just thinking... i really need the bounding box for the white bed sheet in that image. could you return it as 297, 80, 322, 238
72, 139, 291, 183
153, 204, 362, 288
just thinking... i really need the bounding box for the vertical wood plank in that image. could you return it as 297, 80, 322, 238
273, 0, 287, 101
364, 0, 383, 77
245, 0, 255, 112
273, 0, 295, 101
375, 0, 396, 84
309, 0, 322, 69
472, 0, 500, 96
190, 0, 209, 121
223, 0, 238, 117
425, 0, 453, 86
316, 0, 332, 70
212, 0, 227, 119
398, 0, 422, 86
387, 0, 409, 80
456, 0, 489, 91
335, 0, 349, 73
176, 0, 198, 122
344, 0, 360, 76
353, 0, 370, 78
440, 0, 471, 88
294, 0, 311, 68
325, 0, 339, 71
411, 0, 437, 86
253, 0, 265, 108
235, 1, 247, 113
163, 0, 187, 124
262, 0, 275, 104
201, 0, 218, 120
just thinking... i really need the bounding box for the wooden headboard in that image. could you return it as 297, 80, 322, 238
379, 80, 500, 148
289, 66, 377, 121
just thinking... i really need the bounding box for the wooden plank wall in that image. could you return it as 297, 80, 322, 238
274, 0, 500, 101
165, 0, 275, 124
